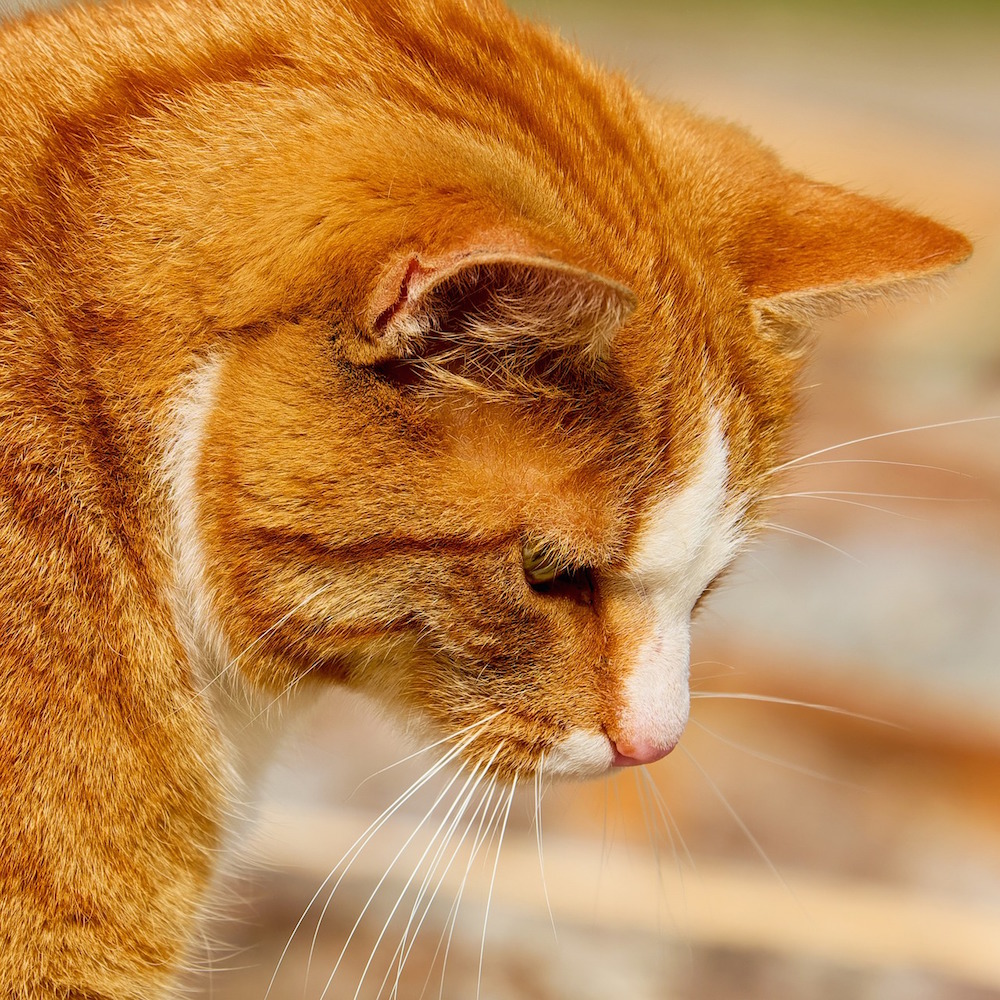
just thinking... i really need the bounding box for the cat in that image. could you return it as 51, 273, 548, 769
0, 0, 971, 995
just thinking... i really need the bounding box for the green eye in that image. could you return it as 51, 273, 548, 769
521, 540, 562, 586
522, 540, 596, 605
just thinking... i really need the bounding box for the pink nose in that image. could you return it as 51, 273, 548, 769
611, 738, 677, 767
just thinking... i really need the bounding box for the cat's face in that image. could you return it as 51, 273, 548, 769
167, 0, 968, 786
192, 246, 797, 782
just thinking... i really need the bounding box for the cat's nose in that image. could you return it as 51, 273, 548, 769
610, 737, 677, 767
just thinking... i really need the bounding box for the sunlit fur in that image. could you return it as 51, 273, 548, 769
0, 0, 971, 994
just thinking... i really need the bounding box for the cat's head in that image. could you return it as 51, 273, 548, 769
165, 2, 969, 782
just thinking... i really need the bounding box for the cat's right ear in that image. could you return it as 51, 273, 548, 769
742, 176, 972, 348
340, 249, 637, 366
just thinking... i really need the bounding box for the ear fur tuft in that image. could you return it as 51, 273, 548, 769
754, 269, 957, 353
352, 249, 637, 366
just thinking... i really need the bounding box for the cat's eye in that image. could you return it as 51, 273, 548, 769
522, 540, 562, 587
522, 540, 594, 605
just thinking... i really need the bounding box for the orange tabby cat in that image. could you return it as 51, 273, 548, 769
0, 0, 970, 995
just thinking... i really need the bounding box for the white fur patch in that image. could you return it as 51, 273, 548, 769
544, 729, 615, 779
618, 411, 745, 752
163, 357, 229, 689
162, 355, 312, 803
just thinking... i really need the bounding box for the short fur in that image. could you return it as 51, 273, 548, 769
0, 0, 970, 995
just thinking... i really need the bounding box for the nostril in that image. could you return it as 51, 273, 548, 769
611, 737, 677, 767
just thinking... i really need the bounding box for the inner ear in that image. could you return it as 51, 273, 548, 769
357, 249, 636, 365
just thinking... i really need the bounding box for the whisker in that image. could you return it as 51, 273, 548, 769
771, 415, 1000, 474
151, 584, 333, 730
239, 659, 324, 731
678, 745, 792, 897
632, 768, 669, 926
599, 772, 619, 875
265, 726, 479, 1000
210, 584, 332, 691
302, 734, 476, 988
637, 768, 694, 940
689, 718, 862, 789
761, 522, 863, 563
534, 758, 557, 941
640, 768, 695, 873
382, 765, 497, 1000
601, 774, 610, 856
477, 776, 517, 1000
316, 760, 476, 1000
768, 489, 976, 504
768, 488, 980, 520
690, 691, 901, 728
691, 670, 743, 685
436, 774, 506, 1000
770, 493, 921, 519
382, 742, 505, 999
593, 770, 624, 906
789, 457, 973, 478
690, 659, 741, 687
348, 761, 488, 1000
349, 711, 503, 798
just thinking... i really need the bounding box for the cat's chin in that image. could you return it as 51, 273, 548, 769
543, 729, 617, 780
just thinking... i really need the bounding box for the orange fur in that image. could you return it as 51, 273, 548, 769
0, 0, 970, 994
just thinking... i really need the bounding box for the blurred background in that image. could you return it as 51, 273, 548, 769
4, 0, 998, 997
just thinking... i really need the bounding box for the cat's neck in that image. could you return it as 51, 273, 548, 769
163, 354, 310, 804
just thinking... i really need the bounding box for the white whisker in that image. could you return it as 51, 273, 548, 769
435, 774, 505, 1000
762, 521, 862, 563
386, 755, 503, 999
349, 711, 503, 798
599, 772, 620, 874
348, 761, 488, 1000
534, 758, 557, 941
769, 489, 975, 504
771, 415, 1000, 474
265, 726, 479, 1000
774, 493, 920, 519
690, 691, 900, 728
640, 767, 695, 872
303, 732, 476, 988
678, 745, 792, 898
632, 768, 669, 921
316, 757, 476, 1000
477, 776, 517, 1000
789, 457, 972, 478
153, 584, 333, 730
239, 659, 323, 731
637, 767, 692, 939
689, 718, 861, 789
384, 742, 504, 999
213, 584, 331, 690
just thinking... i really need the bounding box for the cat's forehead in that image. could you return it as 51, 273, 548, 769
434, 397, 635, 548
426, 382, 738, 563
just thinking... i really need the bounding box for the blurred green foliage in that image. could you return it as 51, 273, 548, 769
516, 0, 1000, 28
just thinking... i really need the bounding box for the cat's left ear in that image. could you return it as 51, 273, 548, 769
744, 177, 972, 344
346, 249, 637, 365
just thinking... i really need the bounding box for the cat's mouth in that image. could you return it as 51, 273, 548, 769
544, 728, 679, 779
423, 722, 679, 783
